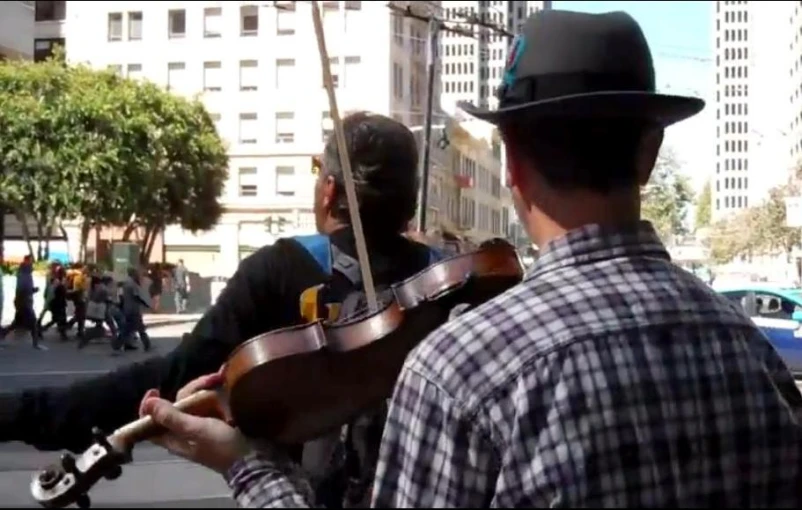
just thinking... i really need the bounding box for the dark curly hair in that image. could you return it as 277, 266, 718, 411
321, 112, 419, 235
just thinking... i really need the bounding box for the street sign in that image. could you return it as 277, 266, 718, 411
785, 196, 802, 227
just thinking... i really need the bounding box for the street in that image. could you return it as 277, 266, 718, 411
0, 316, 235, 508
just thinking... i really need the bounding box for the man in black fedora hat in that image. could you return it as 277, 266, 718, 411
133, 10, 802, 508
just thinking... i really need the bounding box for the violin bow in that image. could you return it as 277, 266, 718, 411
310, 1, 379, 312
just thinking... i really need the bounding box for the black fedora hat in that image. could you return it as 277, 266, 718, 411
459, 9, 705, 127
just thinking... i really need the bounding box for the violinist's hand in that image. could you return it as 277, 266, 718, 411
139, 372, 251, 475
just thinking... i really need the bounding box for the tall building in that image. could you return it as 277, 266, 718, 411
789, 3, 802, 169
439, 1, 548, 116
33, 0, 66, 61
0, 1, 35, 60
712, 1, 794, 222
50, 1, 434, 274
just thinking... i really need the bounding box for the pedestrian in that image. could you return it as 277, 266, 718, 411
69, 265, 91, 345
0, 112, 443, 508
147, 265, 164, 313
172, 259, 189, 314
113, 266, 152, 355
0, 255, 45, 350
42, 266, 69, 343
140, 10, 802, 507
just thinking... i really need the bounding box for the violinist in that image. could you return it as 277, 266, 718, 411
0, 111, 440, 505
140, 10, 802, 508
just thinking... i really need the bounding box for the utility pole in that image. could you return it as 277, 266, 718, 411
387, 3, 474, 233
417, 18, 440, 233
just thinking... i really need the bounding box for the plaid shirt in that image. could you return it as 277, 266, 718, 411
226, 221, 802, 507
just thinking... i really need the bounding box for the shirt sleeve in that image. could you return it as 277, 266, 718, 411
226, 450, 316, 508
371, 366, 501, 507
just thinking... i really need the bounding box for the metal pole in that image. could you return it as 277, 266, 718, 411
417, 18, 440, 233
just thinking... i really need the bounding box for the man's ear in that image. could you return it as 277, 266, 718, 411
322, 175, 337, 209
637, 127, 664, 186
505, 142, 522, 189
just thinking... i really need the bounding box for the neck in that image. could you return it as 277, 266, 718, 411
525, 188, 641, 248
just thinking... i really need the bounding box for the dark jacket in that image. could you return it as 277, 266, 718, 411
0, 228, 434, 452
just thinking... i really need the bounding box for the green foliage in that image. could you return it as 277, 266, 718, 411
695, 179, 711, 230
641, 147, 693, 242
0, 54, 228, 262
705, 182, 802, 264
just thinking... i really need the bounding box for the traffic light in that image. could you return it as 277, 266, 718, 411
311, 156, 322, 176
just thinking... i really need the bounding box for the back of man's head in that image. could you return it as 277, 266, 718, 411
502, 117, 662, 194
322, 112, 419, 234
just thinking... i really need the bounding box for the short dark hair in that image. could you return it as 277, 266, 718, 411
501, 117, 656, 193
322, 112, 419, 234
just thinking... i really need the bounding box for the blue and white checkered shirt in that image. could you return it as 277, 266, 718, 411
226, 221, 802, 507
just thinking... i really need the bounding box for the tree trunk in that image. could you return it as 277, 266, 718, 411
141, 224, 160, 264
35, 219, 44, 261
15, 209, 35, 259
44, 220, 54, 261
122, 222, 138, 242
0, 202, 5, 266
79, 220, 91, 262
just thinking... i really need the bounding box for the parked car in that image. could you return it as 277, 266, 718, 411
716, 284, 802, 376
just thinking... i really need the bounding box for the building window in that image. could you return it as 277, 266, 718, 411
241, 5, 259, 36
344, 56, 361, 87
128, 12, 143, 41
168, 9, 186, 39
126, 63, 142, 80
108, 13, 123, 42
209, 113, 221, 134
35, 1, 66, 22
204, 7, 222, 38
324, 57, 339, 88
275, 112, 295, 144
203, 62, 222, 92
33, 38, 64, 62
275, 166, 296, 196
239, 113, 258, 144
239, 60, 259, 91
321, 111, 333, 142
276, 2, 295, 35
167, 62, 186, 92
238, 168, 258, 197
276, 59, 295, 88
345, 1, 362, 9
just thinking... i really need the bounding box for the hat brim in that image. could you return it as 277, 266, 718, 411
459, 91, 705, 127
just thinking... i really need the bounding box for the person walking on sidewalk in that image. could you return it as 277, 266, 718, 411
40, 266, 68, 343
113, 267, 151, 355
172, 259, 189, 314
0, 256, 45, 350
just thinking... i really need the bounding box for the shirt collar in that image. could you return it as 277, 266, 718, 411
525, 221, 670, 280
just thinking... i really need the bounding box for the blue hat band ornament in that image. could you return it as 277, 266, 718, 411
502, 34, 527, 89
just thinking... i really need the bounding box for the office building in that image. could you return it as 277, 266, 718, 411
439, 1, 548, 115
712, 0, 794, 222
47, 1, 434, 274
0, 1, 35, 60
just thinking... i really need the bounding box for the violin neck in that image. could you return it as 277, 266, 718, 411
107, 389, 222, 452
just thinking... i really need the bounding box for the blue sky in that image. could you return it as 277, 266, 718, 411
553, 1, 715, 193
553, 1, 713, 96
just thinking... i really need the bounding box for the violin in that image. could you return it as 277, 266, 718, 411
30, 239, 525, 509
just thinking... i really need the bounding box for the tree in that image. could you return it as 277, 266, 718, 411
641, 147, 694, 242
753, 183, 801, 261
695, 179, 711, 230
116, 82, 228, 262
0, 52, 228, 263
705, 207, 762, 264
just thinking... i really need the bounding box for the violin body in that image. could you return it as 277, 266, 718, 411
30, 239, 525, 508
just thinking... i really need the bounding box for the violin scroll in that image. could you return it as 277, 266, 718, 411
31, 389, 224, 508
30, 427, 130, 509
